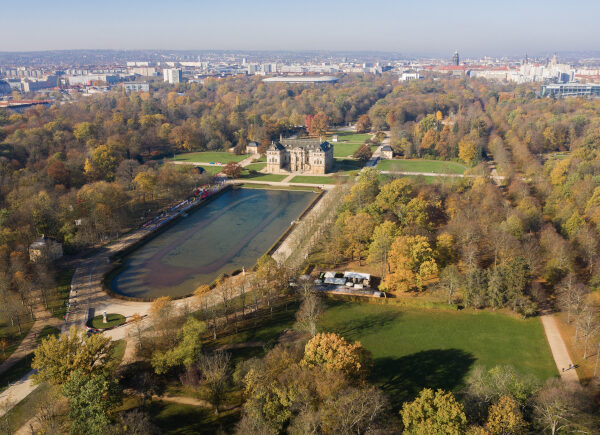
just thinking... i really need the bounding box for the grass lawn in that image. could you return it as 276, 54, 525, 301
238, 172, 287, 182
36, 325, 60, 344
377, 159, 466, 174
332, 142, 363, 158
243, 162, 267, 171
239, 184, 319, 192
0, 354, 33, 393
0, 319, 34, 365
328, 132, 371, 143
290, 175, 340, 184
87, 313, 126, 329
49, 268, 74, 320
333, 158, 365, 175
0, 383, 51, 432
171, 152, 248, 163
380, 174, 462, 185
198, 165, 223, 176
147, 400, 240, 434
319, 301, 557, 408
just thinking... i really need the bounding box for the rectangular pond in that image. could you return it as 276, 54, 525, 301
111, 187, 317, 299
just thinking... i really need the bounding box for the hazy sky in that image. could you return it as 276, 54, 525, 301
2, 0, 599, 55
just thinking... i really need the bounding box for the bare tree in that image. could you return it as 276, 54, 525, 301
557, 274, 588, 325
198, 350, 231, 415
576, 305, 599, 359
532, 379, 596, 435
295, 292, 323, 337
438, 265, 463, 305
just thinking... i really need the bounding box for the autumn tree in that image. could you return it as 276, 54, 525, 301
302, 332, 372, 378
353, 143, 373, 162
151, 317, 206, 374
355, 114, 372, 133
32, 326, 115, 385
198, 350, 231, 415
222, 161, 242, 178
308, 112, 330, 137
383, 235, 438, 292
400, 388, 467, 435
485, 395, 526, 435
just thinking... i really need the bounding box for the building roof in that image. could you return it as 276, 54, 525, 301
262, 75, 338, 83
381, 145, 393, 151
268, 138, 332, 152
29, 235, 59, 249
247, 142, 258, 147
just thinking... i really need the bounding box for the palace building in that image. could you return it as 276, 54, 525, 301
266, 138, 334, 174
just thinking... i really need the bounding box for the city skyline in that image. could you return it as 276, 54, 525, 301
2, 0, 600, 55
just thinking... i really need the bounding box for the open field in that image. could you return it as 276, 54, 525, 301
243, 162, 267, 171
333, 158, 364, 174
377, 159, 467, 174
198, 165, 223, 176
289, 175, 342, 184
328, 132, 371, 143
171, 152, 248, 163
379, 174, 464, 185
319, 301, 557, 406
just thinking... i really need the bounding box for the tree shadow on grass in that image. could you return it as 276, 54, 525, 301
321, 299, 402, 340
373, 348, 476, 411
148, 401, 240, 434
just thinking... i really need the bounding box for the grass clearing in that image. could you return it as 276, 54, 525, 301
319, 301, 557, 408
328, 132, 371, 143
198, 165, 223, 176
87, 313, 126, 329
171, 152, 248, 164
377, 159, 466, 174
290, 175, 341, 184
243, 162, 266, 171
0, 319, 34, 366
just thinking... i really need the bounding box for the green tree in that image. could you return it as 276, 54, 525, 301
401, 388, 467, 435
151, 317, 206, 374
62, 370, 122, 435
368, 221, 398, 277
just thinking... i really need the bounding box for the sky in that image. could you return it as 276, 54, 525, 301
1, 0, 599, 56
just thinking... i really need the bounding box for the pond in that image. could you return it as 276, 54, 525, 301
111, 187, 317, 299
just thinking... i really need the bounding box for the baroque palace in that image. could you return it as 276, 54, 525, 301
266, 138, 334, 174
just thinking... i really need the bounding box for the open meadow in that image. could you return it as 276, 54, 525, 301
377, 159, 467, 174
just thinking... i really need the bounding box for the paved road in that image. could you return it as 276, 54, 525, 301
540, 314, 580, 383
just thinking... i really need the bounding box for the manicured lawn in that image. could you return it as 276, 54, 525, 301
198, 165, 223, 176
377, 159, 466, 174
239, 172, 287, 182
319, 301, 557, 407
171, 152, 248, 163
380, 174, 462, 185
49, 268, 74, 319
243, 162, 267, 171
333, 142, 363, 158
87, 313, 126, 329
290, 175, 340, 184
333, 158, 365, 174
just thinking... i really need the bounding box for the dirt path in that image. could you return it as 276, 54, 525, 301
0, 300, 63, 376
540, 314, 580, 383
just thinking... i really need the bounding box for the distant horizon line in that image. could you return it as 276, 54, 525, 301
1, 48, 599, 58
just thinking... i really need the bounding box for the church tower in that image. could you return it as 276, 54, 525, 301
452, 50, 460, 66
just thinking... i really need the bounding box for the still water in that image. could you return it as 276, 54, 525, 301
111, 187, 316, 298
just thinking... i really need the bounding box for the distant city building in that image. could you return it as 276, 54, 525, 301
262, 76, 338, 84
122, 82, 150, 93
0, 80, 10, 95
67, 74, 119, 86
452, 51, 460, 66
163, 68, 182, 84
266, 138, 334, 174
400, 72, 423, 81
29, 236, 63, 263
541, 83, 600, 98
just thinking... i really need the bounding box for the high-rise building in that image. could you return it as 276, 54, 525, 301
452, 50, 460, 66
163, 68, 182, 84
